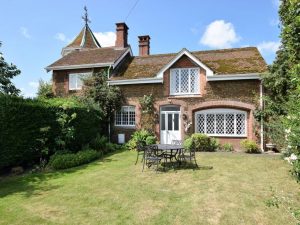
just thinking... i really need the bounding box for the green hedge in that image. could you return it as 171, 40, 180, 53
0, 96, 104, 170
48, 149, 100, 170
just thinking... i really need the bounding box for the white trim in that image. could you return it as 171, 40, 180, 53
207, 73, 261, 81
156, 48, 214, 78
112, 48, 132, 69
195, 108, 247, 137
108, 77, 163, 85
46, 63, 114, 72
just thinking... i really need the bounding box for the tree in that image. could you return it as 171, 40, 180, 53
0, 42, 21, 96
81, 70, 122, 119
37, 79, 54, 99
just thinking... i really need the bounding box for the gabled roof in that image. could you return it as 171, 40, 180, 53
46, 47, 131, 71
110, 47, 267, 80
66, 24, 101, 49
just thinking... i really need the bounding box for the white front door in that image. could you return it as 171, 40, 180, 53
160, 110, 181, 144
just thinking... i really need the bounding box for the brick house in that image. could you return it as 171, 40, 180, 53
46, 21, 267, 151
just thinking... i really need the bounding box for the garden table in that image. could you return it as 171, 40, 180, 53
150, 144, 184, 163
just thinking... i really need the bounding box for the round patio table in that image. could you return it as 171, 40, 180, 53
150, 144, 184, 163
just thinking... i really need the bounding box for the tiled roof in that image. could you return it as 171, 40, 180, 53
47, 47, 129, 69
66, 25, 101, 49
111, 47, 267, 79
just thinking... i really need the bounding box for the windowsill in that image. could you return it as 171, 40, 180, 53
114, 125, 136, 129
69, 88, 82, 91
168, 94, 202, 98
205, 134, 247, 138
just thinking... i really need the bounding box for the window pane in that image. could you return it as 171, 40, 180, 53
180, 69, 189, 93
225, 114, 235, 134
129, 111, 135, 125
216, 114, 225, 134
196, 114, 205, 133
77, 75, 84, 89
161, 106, 180, 111
115, 111, 122, 125
69, 74, 77, 89
168, 114, 173, 131
236, 113, 246, 135
174, 114, 179, 131
161, 114, 165, 131
190, 69, 199, 93
206, 114, 215, 134
174, 70, 180, 93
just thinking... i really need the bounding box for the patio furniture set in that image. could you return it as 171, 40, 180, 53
135, 140, 198, 172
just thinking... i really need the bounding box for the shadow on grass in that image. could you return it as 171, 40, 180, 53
0, 149, 126, 198
145, 161, 214, 173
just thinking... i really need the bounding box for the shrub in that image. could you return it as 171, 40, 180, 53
240, 140, 261, 153
48, 149, 99, 170
183, 137, 194, 151
90, 134, 120, 154
126, 129, 156, 150
292, 158, 300, 182
0, 96, 104, 170
146, 136, 157, 145
189, 133, 218, 152
222, 143, 234, 152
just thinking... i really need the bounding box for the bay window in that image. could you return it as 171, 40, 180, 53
195, 108, 247, 137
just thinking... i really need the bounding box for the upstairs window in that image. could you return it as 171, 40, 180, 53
170, 68, 200, 95
115, 106, 136, 127
69, 73, 90, 90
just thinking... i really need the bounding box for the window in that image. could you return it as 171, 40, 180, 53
69, 73, 90, 90
170, 68, 200, 95
195, 108, 247, 137
115, 106, 135, 126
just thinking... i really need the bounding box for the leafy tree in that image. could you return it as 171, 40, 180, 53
81, 70, 122, 119
0, 41, 21, 96
37, 79, 54, 99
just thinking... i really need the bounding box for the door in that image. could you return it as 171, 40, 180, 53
160, 107, 180, 144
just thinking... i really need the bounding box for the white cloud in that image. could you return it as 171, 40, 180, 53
94, 31, 116, 47
28, 81, 39, 88
200, 20, 240, 49
257, 41, 280, 54
20, 27, 31, 39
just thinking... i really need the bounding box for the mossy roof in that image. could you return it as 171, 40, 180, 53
111, 47, 267, 80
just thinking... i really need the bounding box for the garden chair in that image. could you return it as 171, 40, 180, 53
179, 147, 198, 168
135, 143, 145, 165
171, 140, 183, 145
142, 145, 162, 172
163, 140, 183, 163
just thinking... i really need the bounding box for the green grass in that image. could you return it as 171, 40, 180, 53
0, 151, 299, 225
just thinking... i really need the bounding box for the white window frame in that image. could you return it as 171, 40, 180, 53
170, 68, 200, 95
195, 108, 247, 137
115, 106, 136, 127
68, 72, 91, 90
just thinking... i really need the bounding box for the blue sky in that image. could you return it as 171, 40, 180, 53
0, 0, 281, 97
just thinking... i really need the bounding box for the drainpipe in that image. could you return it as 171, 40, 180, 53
260, 80, 264, 152
107, 65, 112, 142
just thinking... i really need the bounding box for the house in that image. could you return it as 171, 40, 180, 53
46, 19, 267, 151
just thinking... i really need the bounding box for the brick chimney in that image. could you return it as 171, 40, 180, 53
115, 22, 129, 48
138, 35, 150, 56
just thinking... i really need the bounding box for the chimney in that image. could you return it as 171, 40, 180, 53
115, 22, 129, 48
138, 35, 150, 56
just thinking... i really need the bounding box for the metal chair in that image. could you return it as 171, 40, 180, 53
135, 143, 145, 165
179, 147, 198, 168
142, 145, 162, 172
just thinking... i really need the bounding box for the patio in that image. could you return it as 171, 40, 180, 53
0, 150, 299, 225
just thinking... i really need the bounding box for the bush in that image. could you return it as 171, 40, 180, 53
90, 134, 120, 154
0, 96, 104, 171
146, 136, 157, 145
188, 133, 218, 152
240, 140, 261, 154
126, 129, 156, 150
222, 143, 234, 152
292, 158, 300, 182
183, 137, 194, 151
48, 149, 99, 170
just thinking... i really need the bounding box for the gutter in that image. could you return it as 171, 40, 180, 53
207, 73, 261, 81
45, 62, 114, 72
108, 77, 163, 85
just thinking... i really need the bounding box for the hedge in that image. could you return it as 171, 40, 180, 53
0, 96, 104, 170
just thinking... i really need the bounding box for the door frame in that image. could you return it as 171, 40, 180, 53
160, 107, 181, 144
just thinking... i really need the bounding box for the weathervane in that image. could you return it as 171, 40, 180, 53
82, 6, 91, 25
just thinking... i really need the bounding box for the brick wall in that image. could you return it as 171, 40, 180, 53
115, 56, 261, 150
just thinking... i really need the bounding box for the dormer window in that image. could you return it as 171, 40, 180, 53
170, 68, 200, 95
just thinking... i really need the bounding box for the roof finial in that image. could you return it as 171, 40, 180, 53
82, 6, 91, 25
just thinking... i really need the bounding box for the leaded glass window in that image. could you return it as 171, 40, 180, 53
170, 68, 200, 95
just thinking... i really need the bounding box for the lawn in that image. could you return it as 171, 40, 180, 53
0, 151, 299, 225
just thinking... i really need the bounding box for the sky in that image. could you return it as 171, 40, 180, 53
0, 0, 281, 97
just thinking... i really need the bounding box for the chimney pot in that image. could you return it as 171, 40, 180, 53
115, 22, 129, 48
138, 35, 150, 56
